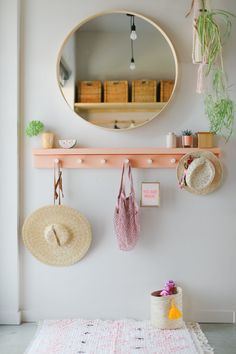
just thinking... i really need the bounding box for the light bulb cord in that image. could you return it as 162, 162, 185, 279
131, 15, 135, 28
130, 38, 134, 61
128, 14, 136, 69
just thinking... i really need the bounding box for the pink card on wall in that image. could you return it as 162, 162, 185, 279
141, 182, 160, 207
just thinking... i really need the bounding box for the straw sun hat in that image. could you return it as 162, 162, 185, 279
22, 205, 92, 266
177, 151, 223, 195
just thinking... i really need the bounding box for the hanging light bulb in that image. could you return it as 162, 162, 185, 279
130, 24, 137, 40
130, 26, 137, 40
129, 58, 136, 70
130, 16, 137, 40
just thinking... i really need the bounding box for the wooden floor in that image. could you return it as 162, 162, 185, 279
0, 322, 235, 353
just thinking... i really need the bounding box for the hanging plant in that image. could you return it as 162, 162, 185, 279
187, 0, 235, 142
205, 67, 234, 141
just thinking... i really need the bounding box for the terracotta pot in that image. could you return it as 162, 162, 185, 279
42, 132, 54, 148
182, 135, 193, 148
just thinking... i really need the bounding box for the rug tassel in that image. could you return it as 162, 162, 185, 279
168, 300, 182, 320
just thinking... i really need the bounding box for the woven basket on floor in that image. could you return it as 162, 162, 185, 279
150, 287, 184, 329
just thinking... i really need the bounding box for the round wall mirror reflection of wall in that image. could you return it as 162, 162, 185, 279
57, 11, 178, 130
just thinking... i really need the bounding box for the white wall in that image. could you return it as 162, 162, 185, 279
1, 0, 236, 324
75, 32, 175, 81
0, 0, 20, 324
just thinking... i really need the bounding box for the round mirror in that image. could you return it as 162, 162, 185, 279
57, 11, 178, 130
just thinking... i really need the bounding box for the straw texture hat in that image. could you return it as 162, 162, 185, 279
22, 205, 92, 266
177, 151, 223, 195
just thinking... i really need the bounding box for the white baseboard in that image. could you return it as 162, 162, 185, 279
0, 310, 22, 324
21, 310, 235, 324
187, 310, 235, 323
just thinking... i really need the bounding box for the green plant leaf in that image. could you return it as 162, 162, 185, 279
26, 120, 44, 137
193, 5, 235, 142
181, 129, 193, 136
205, 95, 234, 142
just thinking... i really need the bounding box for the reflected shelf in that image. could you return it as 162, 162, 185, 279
74, 102, 166, 113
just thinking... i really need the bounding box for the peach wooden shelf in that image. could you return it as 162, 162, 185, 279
32, 148, 221, 169
74, 102, 165, 113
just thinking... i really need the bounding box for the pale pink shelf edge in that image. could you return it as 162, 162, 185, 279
32, 148, 221, 169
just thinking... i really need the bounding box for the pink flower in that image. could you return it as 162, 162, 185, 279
165, 280, 175, 287
160, 289, 170, 296
160, 280, 177, 296
165, 285, 172, 293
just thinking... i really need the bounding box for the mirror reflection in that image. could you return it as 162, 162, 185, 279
58, 12, 177, 130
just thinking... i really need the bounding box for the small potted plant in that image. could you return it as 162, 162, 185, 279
181, 129, 194, 147
26, 120, 54, 148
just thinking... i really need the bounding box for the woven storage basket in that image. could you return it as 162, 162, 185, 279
104, 80, 128, 103
150, 287, 184, 329
132, 80, 157, 102
197, 132, 214, 148
78, 80, 102, 103
159, 80, 174, 102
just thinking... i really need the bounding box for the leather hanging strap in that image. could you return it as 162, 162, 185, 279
186, 0, 195, 17
117, 162, 134, 200
54, 161, 64, 205
186, 0, 208, 17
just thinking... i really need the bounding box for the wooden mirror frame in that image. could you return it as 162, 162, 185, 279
56, 10, 178, 131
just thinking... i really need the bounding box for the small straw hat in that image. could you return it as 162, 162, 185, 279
22, 205, 92, 266
177, 151, 223, 195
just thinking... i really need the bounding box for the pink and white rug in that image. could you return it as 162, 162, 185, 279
24, 319, 214, 354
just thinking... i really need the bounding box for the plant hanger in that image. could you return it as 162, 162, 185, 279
186, 0, 235, 142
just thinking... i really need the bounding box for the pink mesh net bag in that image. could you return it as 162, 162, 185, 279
114, 162, 140, 251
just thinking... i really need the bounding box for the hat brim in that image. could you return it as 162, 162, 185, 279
177, 151, 223, 195
22, 205, 92, 266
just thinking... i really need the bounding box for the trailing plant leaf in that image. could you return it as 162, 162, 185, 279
197, 11, 225, 74
212, 67, 226, 94
212, 10, 233, 44
206, 67, 234, 141
195, 4, 235, 79
205, 94, 234, 142
196, 8, 234, 57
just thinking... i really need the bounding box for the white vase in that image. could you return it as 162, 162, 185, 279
166, 132, 176, 148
